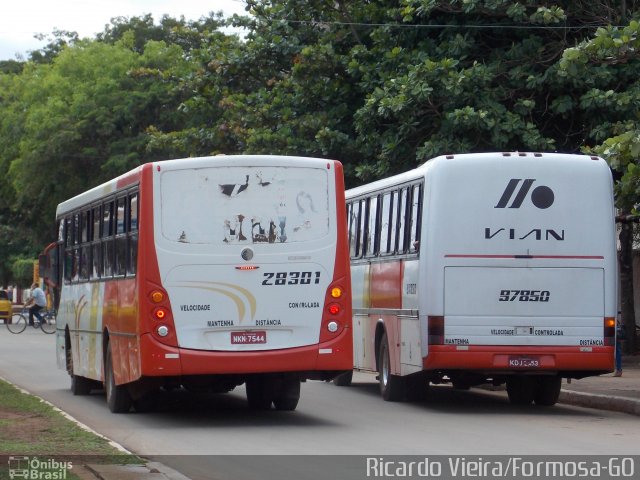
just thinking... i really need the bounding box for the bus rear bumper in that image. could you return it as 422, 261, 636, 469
139, 331, 352, 380
423, 345, 614, 376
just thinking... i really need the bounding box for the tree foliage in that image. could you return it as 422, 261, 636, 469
558, 17, 640, 353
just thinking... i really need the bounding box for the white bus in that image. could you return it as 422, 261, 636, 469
47, 155, 352, 412
341, 152, 617, 406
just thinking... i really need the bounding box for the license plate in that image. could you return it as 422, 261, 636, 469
231, 331, 267, 345
508, 356, 540, 368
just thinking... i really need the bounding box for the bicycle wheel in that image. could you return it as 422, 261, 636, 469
40, 313, 56, 334
7, 313, 27, 334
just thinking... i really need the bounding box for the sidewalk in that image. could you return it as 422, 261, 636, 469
558, 355, 640, 416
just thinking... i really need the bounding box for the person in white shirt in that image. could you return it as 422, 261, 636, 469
25, 282, 47, 326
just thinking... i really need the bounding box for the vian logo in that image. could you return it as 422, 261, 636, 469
487, 179, 563, 241
495, 179, 554, 209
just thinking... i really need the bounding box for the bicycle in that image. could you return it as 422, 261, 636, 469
6, 307, 56, 334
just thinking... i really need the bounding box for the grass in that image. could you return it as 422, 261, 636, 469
0, 379, 141, 479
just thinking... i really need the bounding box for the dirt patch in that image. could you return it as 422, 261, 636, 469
0, 406, 54, 449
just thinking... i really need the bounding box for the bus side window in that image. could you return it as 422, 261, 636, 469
366, 195, 379, 257
127, 192, 138, 276
81, 211, 89, 244
347, 203, 356, 257
102, 200, 114, 278
92, 206, 102, 279
379, 192, 392, 255
356, 199, 367, 258
71, 214, 81, 282
129, 193, 138, 232
79, 209, 91, 281
349, 201, 360, 259
409, 183, 422, 254
114, 197, 127, 277
63, 217, 73, 283
389, 191, 398, 254
397, 188, 409, 254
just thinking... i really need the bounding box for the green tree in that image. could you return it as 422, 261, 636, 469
175, 1, 639, 184
0, 66, 33, 284
2, 34, 196, 251
559, 19, 640, 353
11, 258, 35, 288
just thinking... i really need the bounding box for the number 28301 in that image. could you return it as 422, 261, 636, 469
262, 271, 321, 286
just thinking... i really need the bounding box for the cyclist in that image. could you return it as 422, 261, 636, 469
25, 282, 47, 326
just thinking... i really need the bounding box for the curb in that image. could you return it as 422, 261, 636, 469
86, 462, 192, 480
559, 390, 640, 416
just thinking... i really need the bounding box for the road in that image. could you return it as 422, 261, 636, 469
1, 329, 639, 479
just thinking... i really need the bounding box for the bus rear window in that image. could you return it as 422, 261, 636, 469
161, 166, 330, 244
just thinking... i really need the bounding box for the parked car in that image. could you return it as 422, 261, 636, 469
0, 290, 11, 324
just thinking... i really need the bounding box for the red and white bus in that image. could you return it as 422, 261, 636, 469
341, 152, 617, 406
48, 155, 352, 412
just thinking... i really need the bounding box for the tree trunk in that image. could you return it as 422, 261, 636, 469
618, 220, 637, 354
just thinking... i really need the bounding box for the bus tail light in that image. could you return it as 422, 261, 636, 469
604, 317, 616, 346
146, 285, 177, 345
428, 316, 444, 345
150, 290, 165, 303
330, 287, 343, 299
320, 281, 349, 342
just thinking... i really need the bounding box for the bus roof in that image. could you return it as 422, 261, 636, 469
346, 151, 605, 198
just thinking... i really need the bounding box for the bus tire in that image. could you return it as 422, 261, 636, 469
105, 344, 132, 413
273, 378, 300, 411
378, 333, 405, 401
70, 373, 93, 396
506, 377, 535, 405
66, 337, 92, 395
533, 376, 561, 406
406, 373, 430, 402
332, 371, 353, 387
246, 377, 272, 410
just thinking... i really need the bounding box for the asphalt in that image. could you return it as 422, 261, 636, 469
70, 356, 640, 480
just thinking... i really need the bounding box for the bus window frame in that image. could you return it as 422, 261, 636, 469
61, 185, 139, 285
348, 179, 423, 263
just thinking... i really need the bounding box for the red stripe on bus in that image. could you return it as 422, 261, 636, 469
424, 345, 614, 372
115, 167, 142, 189
444, 254, 604, 259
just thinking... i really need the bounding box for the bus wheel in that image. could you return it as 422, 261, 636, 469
246, 377, 273, 410
506, 377, 535, 405
332, 371, 353, 387
66, 337, 92, 395
71, 372, 94, 396
406, 374, 430, 401
378, 333, 405, 401
105, 344, 132, 413
273, 378, 300, 411
533, 376, 562, 406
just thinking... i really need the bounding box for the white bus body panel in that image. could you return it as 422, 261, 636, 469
154, 157, 338, 351
422, 153, 616, 356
